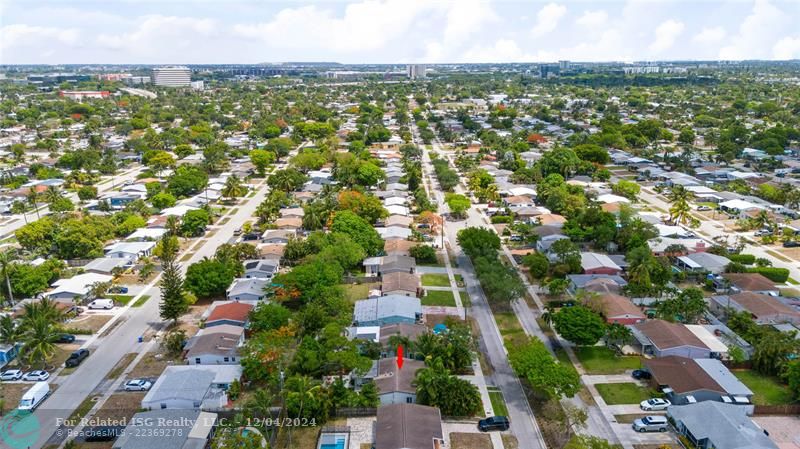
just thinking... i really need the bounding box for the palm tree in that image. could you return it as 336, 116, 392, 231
0, 315, 19, 345
27, 190, 40, 219
21, 298, 64, 324
0, 249, 16, 307
19, 315, 59, 369
221, 175, 246, 202
42, 185, 63, 204
752, 210, 775, 233
166, 215, 181, 237
667, 185, 694, 226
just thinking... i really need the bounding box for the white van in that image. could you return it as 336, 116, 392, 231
18, 382, 50, 411
87, 298, 114, 310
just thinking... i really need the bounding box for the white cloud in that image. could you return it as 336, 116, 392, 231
233, 0, 434, 53
719, 0, 789, 60
97, 15, 215, 54
649, 19, 684, 52
462, 39, 533, 63
532, 2, 567, 37
0, 24, 80, 49
773, 36, 800, 59
575, 10, 608, 27
693, 26, 726, 44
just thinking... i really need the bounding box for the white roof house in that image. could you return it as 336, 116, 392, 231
49, 273, 113, 301
596, 193, 631, 204
376, 227, 413, 241
719, 199, 764, 213
385, 205, 410, 216
160, 205, 199, 217
104, 241, 156, 261
126, 227, 168, 241
685, 325, 729, 355
383, 197, 407, 207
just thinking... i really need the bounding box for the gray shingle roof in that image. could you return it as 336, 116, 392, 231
669, 402, 777, 449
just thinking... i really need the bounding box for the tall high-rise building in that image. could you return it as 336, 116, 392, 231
407, 64, 427, 80
152, 66, 191, 87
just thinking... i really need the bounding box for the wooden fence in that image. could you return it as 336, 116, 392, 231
752, 404, 800, 415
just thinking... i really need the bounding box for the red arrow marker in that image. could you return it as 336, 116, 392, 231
396, 345, 404, 370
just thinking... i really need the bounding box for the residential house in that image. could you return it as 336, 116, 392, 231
567, 274, 628, 295
104, 241, 156, 262
279, 207, 304, 218
504, 195, 536, 209
261, 229, 295, 244
184, 325, 244, 365
243, 258, 279, 280
648, 237, 708, 256
668, 402, 777, 449
364, 255, 416, 277
594, 293, 645, 325
375, 403, 444, 449
273, 217, 302, 230
630, 320, 712, 359
536, 214, 566, 228
204, 302, 253, 328
721, 273, 780, 296
361, 358, 424, 405
385, 205, 410, 216
83, 257, 129, 275
381, 272, 420, 297
48, 273, 114, 302
385, 215, 413, 228
379, 323, 428, 357
581, 252, 623, 275
353, 295, 422, 327
644, 356, 753, 405
226, 278, 269, 302
710, 292, 800, 325
126, 227, 168, 241
112, 410, 217, 449
0, 344, 18, 369
676, 252, 731, 275
141, 365, 242, 410
384, 240, 418, 257
377, 227, 413, 241
537, 234, 570, 258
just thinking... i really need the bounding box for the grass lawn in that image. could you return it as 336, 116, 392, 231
488, 389, 509, 416
421, 290, 457, 306
460, 290, 470, 305
132, 295, 152, 307
342, 282, 380, 302
109, 294, 135, 305
595, 383, 652, 405
575, 346, 642, 374
501, 435, 519, 449
107, 353, 137, 380
128, 353, 179, 379
66, 314, 112, 334
422, 273, 452, 287
733, 370, 794, 405
495, 312, 527, 347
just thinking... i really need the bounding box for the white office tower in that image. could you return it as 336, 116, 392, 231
407, 64, 427, 80
152, 66, 191, 87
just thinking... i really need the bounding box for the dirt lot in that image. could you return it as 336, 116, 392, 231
127, 353, 180, 379
67, 314, 113, 333
450, 432, 492, 449
502, 435, 520, 449
92, 392, 146, 422
0, 383, 31, 413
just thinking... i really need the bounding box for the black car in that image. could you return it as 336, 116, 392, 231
56, 334, 76, 343
478, 416, 510, 432
65, 349, 90, 367
242, 232, 260, 241
82, 426, 124, 442
784, 241, 800, 248
632, 369, 652, 380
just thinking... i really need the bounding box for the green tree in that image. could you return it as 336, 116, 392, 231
158, 235, 187, 324
249, 303, 292, 333
181, 209, 210, 237
249, 149, 275, 177
553, 306, 607, 346
413, 357, 482, 417
330, 210, 383, 256
523, 252, 550, 279
77, 185, 98, 201
168, 165, 209, 197
151, 192, 177, 209
445, 193, 471, 218
657, 287, 707, 323
509, 338, 581, 398
221, 175, 246, 201
612, 180, 640, 201
456, 227, 501, 259
184, 258, 239, 299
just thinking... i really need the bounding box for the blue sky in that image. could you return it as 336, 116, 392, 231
1, 0, 799, 64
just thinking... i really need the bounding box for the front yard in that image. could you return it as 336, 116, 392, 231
421, 290, 457, 306
421, 273, 464, 287
733, 370, 794, 405
595, 383, 653, 405
574, 346, 642, 374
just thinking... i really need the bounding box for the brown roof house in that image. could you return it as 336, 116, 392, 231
644, 356, 753, 405
375, 403, 443, 449
184, 325, 244, 366
381, 272, 420, 297
358, 358, 424, 406
631, 320, 711, 359
384, 240, 419, 257
710, 292, 800, 325
592, 294, 645, 325
204, 302, 254, 328
720, 273, 779, 296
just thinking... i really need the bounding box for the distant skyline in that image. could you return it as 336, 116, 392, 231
2, 0, 800, 65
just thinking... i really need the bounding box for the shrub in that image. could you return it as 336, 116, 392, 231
490, 215, 513, 224
409, 244, 438, 264
728, 254, 756, 265
747, 267, 789, 283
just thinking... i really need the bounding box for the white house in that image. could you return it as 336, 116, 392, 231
104, 241, 156, 261
141, 365, 242, 411
48, 273, 113, 301
226, 277, 269, 301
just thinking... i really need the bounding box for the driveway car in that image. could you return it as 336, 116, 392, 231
696, 205, 712, 211
123, 379, 152, 391
0, 369, 23, 381
478, 416, 510, 432
783, 241, 800, 248
640, 398, 671, 411
56, 334, 76, 343
23, 370, 50, 381
631, 369, 652, 380
65, 349, 90, 368
632, 416, 669, 433
108, 286, 128, 294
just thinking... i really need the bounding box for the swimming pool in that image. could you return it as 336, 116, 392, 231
318, 432, 348, 449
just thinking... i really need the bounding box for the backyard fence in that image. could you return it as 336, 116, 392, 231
752, 404, 800, 415
333, 407, 377, 417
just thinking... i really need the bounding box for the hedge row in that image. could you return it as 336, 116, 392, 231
747, 267, 790, 283
728, 254, 756, 265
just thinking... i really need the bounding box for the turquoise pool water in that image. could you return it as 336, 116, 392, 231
319, 434, 347, 449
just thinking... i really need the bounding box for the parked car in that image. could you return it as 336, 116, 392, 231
233, 227, 242, 236
123, 379, 152, 391
242, 233, 260, 241
696, 205, 712, 211
478, 416, 510, 432
640, 398, 671, 411
108, 286, 128, 294
65, 349, 90, 368
22, 370, 50, 382
783, 241, 800, 248
0, 369, 23, 381
87, 299, 114, 309
632, 416, 669, 433
56, 334, 76, 343
631, 369, 652, 380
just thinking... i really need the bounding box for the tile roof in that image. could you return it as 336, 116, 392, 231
634, 320, 709, 350
206, 302, 253, 324
722, 273, 776, 292
375, 403, 443, 449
